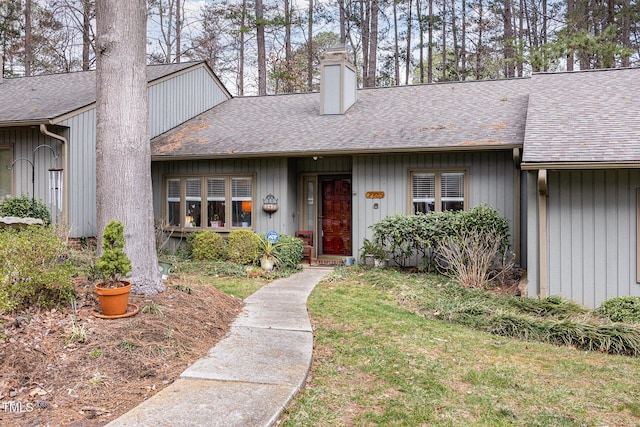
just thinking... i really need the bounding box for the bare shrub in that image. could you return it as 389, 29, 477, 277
436, 229, 514, 289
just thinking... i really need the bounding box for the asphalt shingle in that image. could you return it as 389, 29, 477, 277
523, 68, 640, 164
151, 78, 531, 158
0, 62, 201, 124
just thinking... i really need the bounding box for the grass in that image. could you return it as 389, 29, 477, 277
280, 267, 640, 426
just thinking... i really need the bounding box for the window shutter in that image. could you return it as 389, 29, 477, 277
186, 178, 201, 201
207, 178, 225, 201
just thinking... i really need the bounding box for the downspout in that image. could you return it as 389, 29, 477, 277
513, 147, 521, 265
39, 124, 68, 227
537, 169, 548, 298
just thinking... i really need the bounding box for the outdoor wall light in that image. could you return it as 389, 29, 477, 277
262, 194, 279, 218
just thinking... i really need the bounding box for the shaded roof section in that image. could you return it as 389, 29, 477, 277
523, 67, 640, 166
151, 78, 530, 159
0, 62, 205, 125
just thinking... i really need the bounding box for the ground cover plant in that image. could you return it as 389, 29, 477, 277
281, 267, 640, 426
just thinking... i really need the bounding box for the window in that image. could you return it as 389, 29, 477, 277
164, 175, 254, 230
0, 146, 12, 201
411, 170, 466, 213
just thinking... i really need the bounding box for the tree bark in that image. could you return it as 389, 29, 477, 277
255, 0, 266, 95
428, 0, 433, 82
82, 0, 92, 71
284, 0, 292, 92
24, 0, 32, 76
441, 0, 446, 81
95, 0, 163, 295
175, 0, 181, 62
308, 0, 313, 91
393, 0, 400, 85
405, 0, 412, 85
239, 0, 246, 96
366, 0, 378, 87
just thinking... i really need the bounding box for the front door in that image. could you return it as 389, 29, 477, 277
320, 175, 352, 256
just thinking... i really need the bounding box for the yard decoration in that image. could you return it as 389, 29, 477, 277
93, 220, 139, 318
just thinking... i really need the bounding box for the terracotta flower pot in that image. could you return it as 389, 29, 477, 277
95, 281, 131, 316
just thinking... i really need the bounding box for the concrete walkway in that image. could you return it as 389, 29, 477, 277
106, 267, 333, 427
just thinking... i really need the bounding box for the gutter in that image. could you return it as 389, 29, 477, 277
151, 144, 524, 162
537, 169, 548, 298
522, 161, 640, 170
39, 124, 68, 226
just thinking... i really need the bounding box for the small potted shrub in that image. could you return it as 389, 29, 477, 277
360, 238, 386, 267
94, 220, 133, 316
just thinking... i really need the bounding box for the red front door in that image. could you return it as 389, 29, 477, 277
320, 176, 352, 256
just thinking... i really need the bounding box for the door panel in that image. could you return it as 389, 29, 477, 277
320, 176, 352, 255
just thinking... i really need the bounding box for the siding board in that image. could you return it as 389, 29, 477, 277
545, 169, 640, 308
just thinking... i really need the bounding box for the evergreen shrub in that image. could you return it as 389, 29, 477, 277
192, 231, 227, 261
0, 226, 75, 313
0, 194, 51, 224
598, 296, 640, 323
227, 229, 261, 265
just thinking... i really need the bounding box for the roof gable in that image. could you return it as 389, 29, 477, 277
0, 62, 220, 125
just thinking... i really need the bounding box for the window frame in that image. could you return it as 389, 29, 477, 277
408, 168, 469, 214
162, 174, 256, 231
0, 145, 13, 202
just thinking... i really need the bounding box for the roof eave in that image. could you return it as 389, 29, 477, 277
0, 119, 50, 128
151, 143, 523, 161
521, 161, 640, 170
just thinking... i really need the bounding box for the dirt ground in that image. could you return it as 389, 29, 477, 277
0, 276, 243, 426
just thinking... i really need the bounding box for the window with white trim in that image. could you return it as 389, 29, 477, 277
164, 175, 254, 229
411, 170, 466, 213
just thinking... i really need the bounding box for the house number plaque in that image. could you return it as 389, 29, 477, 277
365, 191, 385, 199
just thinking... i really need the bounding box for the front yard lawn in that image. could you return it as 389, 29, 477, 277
281, 267, 640, 426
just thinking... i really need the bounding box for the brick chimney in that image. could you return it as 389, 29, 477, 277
319, 46, 356, 115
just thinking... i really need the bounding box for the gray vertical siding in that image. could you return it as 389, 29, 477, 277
58, 110, 96, 237
352, 150, 519, 259
148, 66, 230, 138
545, 169, 640, 308
53, 65, 230, 237
151, 158, 292, 235
0, 127, 64, 219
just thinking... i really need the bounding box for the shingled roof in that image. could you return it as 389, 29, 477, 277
522, 67, 640, 167
0, 62, 202, 125
151, 78, 530, 159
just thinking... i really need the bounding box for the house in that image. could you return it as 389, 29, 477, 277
1, 49, 639, 308
0, 61, 231, 238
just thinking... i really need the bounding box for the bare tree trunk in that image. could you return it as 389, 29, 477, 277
475, 0, 483, 79
517, 0, 523, 76
82, 0, 92, 71
239, 0, 246, 96
366, 0, 378, 87
566, 0, 574, 70
428, 0, 433, 82
393, 0, 400, 85
308, 0, 313, 90
95, 0, 163, 295
255, 0, 266, 95
461, 0, 466, 80
503, 0, 515, 77
285, 0, 292, 92
542, 0, 547, 70
417, 0, 425, 83
441, 0, 446, 81
339, 0, 346, 44
450, 0, 459, 79
362, 0, 370, 84
621, 0, 631, 67
24, 0, 32, 76
405, 0, 412, 85
175, 0, 181, 62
